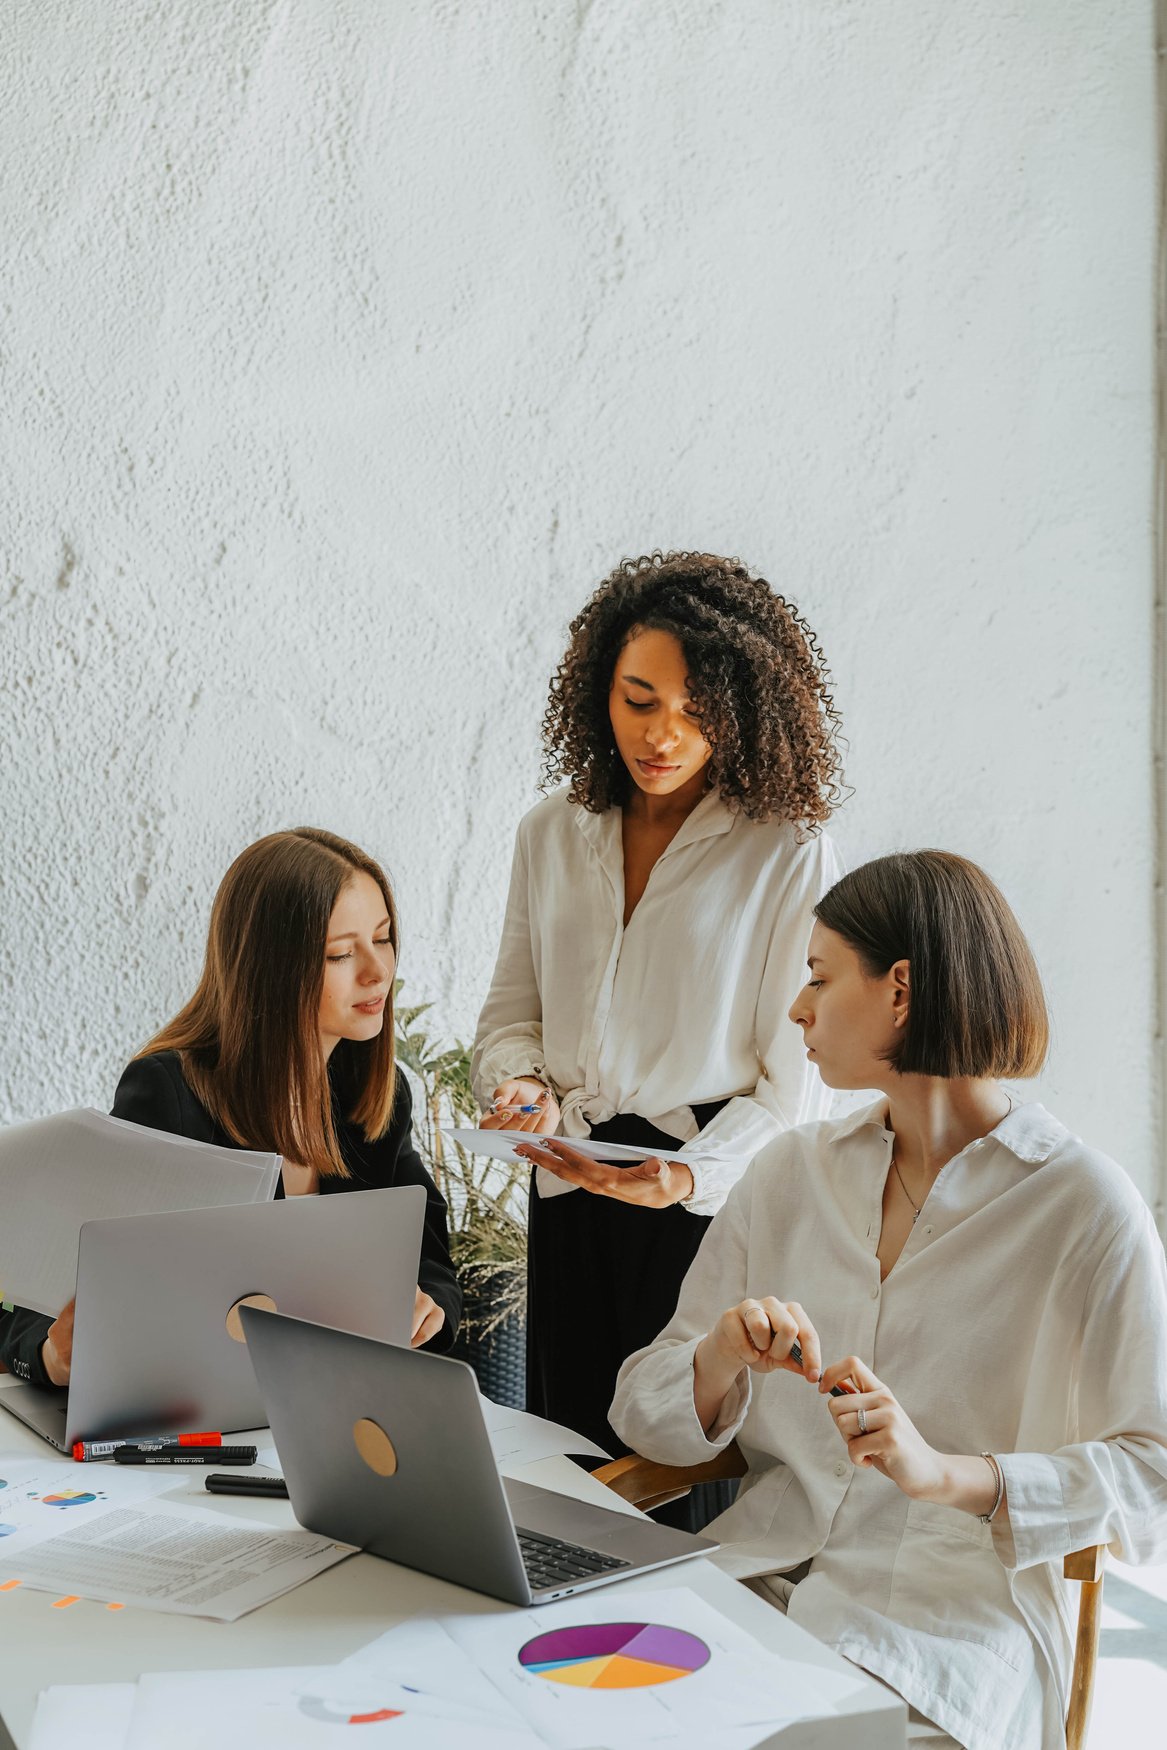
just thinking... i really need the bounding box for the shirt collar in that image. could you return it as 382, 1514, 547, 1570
989, 1100, 1067, 1164
829, 1094, 1066, 1165
830, 1097, 892, 1143
571, 785, 737, 862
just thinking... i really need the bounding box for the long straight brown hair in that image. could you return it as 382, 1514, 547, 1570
139, 828, 400, 1177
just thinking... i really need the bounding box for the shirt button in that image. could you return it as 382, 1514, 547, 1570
870, 1285, 880, 1300
835, 1461, 848, 1479
923, 1225, 933, 1236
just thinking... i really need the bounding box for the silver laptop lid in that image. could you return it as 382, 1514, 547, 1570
59, 1186, 425, 1446
241, 1305, 533, 1604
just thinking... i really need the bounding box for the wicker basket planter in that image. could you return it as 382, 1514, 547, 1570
451, 1266, 526, 1408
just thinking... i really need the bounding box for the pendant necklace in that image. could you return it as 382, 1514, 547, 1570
889, 1091, 1015, 1225
890, 1154, 921, 1222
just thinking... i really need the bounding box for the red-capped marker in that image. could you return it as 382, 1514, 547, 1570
72, 1432, 224, 1461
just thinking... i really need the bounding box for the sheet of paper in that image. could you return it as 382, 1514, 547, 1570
29, 1684, 136, 1750
127, 1620, 541, 1749
450, 1127, 667, 1204
0, 1107, 280, 1315
444, 1585, 866, 1748
449, 1127, 655, 1167
0, 1494, 352, 1620
480, 1396, 610, 1465
0, 1456, 179, 1557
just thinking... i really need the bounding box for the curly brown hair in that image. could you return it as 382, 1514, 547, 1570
540, 551, 844, 826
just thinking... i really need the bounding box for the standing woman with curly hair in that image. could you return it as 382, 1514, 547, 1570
472, 553, 845, 1482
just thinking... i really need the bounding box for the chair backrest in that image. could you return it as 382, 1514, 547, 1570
595, 1445, 1106, 1748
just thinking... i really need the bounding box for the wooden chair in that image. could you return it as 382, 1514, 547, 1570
594, 1443, 1106, 1750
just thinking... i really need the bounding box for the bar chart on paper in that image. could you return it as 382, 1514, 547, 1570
519, 1622, 711, 1688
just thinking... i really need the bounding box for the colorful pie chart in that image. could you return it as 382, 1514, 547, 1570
518, 1621, 711, 1689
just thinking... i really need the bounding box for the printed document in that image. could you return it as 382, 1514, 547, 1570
0, 1491, 352, 1620
0, 1107, 280, 1314
125, 1619, 541, 1749
444, 1585, 867, 1748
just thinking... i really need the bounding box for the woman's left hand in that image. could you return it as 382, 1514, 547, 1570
820, 1355, 947, 1499
515, 1138, 694, 1208
410, 1288, 445, 1347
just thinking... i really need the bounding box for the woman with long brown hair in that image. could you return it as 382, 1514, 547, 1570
2, 828, 460, 1387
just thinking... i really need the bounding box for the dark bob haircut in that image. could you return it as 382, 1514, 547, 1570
541, 551, 844, 826
814, 850, 1049, 1079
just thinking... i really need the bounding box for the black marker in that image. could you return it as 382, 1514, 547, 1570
205, 1473, 289, 1498
113, 1444, 257, 1466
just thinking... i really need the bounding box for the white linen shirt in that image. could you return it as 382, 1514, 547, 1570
471, 787, 842, 1216
610, 1100, 1167, 1750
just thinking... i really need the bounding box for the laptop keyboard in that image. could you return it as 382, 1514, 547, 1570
517, 1527, 631, 1591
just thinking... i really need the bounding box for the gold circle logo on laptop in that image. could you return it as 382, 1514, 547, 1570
353, 1417, 399, 1477
224, 1293, 278, 1343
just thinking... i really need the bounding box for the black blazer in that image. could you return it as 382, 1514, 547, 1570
0, 1051, 461, 1385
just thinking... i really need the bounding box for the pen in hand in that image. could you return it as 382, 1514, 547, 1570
789, 1340, 857, 1398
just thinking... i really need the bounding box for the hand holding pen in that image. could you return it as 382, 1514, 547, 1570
479, 1078, 561, 1136
693, 1297, 855, 1432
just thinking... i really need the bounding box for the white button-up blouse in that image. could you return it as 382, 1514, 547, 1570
610, 1100, 1167, 1750
471, 787, 843, 1215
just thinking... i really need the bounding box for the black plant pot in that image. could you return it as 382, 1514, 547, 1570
451, 1269, 526, 1409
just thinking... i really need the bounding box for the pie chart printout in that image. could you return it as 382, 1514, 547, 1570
519, 1621, 712, 1689
297, 1696, 404, 1724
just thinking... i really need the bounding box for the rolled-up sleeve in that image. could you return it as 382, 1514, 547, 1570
995, 1207, 1167, 1571
611, 1169, 755, 1462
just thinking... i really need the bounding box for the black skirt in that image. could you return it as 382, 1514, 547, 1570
526, 1104, 736, 1531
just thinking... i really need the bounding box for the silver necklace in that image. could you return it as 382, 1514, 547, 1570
889, 1091, 1015, 1225
890, 1153, 921, 1222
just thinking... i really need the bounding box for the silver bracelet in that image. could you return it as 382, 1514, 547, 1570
979, 1451, 1004, 1524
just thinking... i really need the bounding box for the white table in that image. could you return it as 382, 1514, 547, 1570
0, 1381, 905, 1748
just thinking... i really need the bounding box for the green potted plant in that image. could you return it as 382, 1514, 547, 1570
394, 985, 528, 1407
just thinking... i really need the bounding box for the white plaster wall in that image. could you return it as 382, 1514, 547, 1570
1, 2, 1158, 1208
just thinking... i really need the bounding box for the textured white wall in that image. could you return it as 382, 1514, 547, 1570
1, 2, 1158, 1208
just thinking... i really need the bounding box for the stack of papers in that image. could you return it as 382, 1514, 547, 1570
0, 1456, 351, 1620
28, 1589, 868, 1749
0, 1108, 280, 1315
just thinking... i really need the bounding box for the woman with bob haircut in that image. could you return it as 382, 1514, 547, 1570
611, 850, 1167, 1750
473, 550, 845, 1478
1, 829, 460, 1388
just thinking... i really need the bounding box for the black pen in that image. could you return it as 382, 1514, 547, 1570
113, 1445, 256, 1466
789, 1340, 857, 1398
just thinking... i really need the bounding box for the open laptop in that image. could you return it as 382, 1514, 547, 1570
241, 1305, 716, 1606
2, 1186, 425, 1450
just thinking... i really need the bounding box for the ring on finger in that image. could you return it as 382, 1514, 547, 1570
857, 1406, 868, 1436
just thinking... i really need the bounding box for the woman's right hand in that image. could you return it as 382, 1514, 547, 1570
693, 1298, 821, 1432
480, 1079, 561, 1134
42, 1298, 76, 1387
701, 1297, 822, 1382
